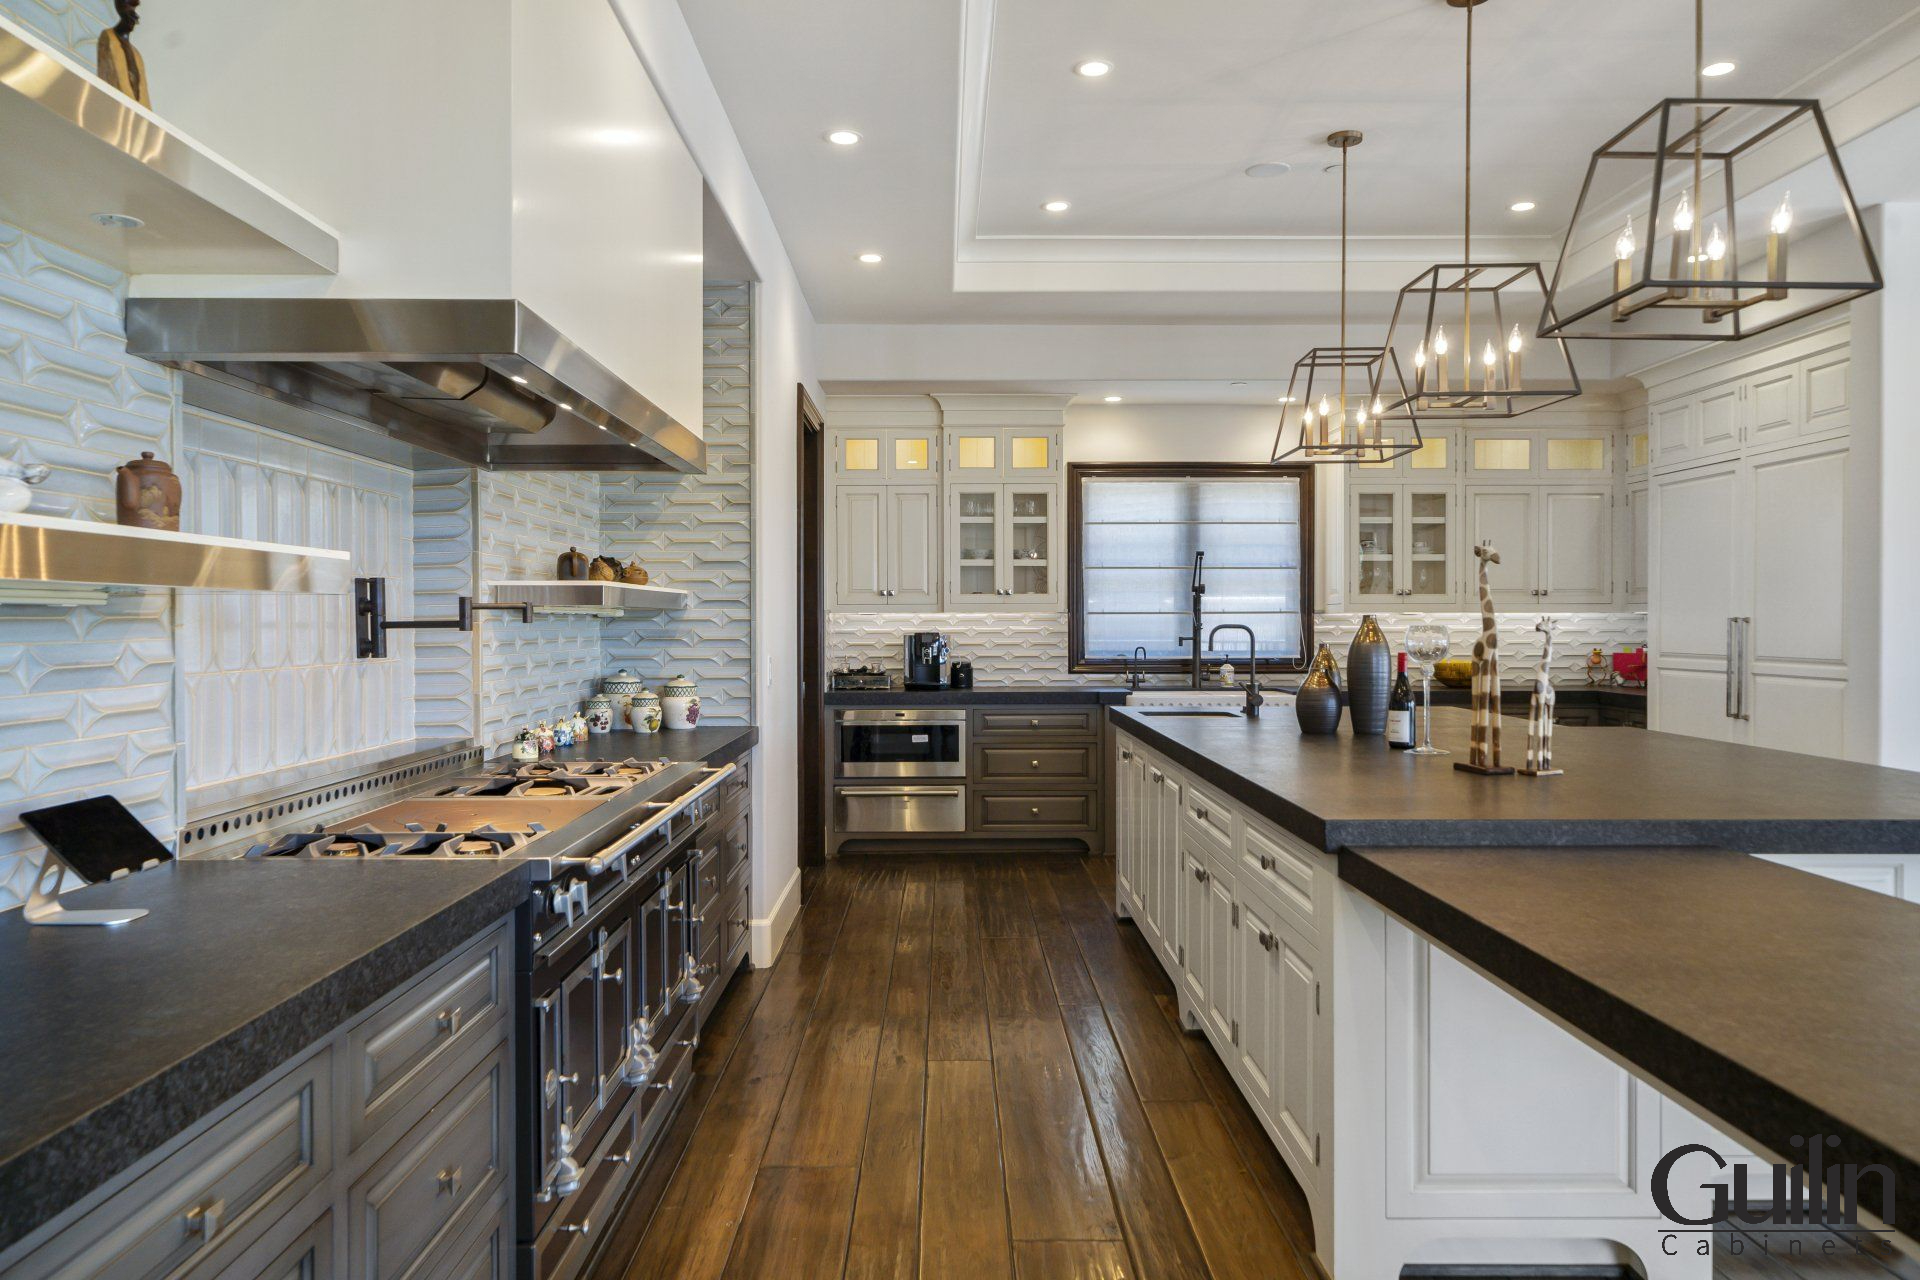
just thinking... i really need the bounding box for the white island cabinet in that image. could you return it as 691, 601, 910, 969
1112, 729, 1714, 1280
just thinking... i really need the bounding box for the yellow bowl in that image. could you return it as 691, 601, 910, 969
1432, 658, 1475, 688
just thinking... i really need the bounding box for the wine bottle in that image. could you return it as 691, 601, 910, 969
1387, 652, 1414, 749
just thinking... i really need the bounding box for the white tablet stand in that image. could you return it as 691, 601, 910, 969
23, 855, 150, 927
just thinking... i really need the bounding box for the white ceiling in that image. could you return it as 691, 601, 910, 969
677, 0, 1920, 326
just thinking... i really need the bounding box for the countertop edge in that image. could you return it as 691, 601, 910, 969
0, 866, 530, 1254
1337, 846, 1920, 1243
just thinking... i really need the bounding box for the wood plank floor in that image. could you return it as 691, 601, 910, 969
592, 855, 1919, 1280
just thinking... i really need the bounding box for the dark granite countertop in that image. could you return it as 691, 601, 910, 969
1110, 704, 1920, 853
523, 723, 757, 767
825, 685, 1128, 706
1338, 845, 1920, 1241
0, 858, 531, 1251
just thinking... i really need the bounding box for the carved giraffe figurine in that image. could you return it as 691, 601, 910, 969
1455, 540, 1514, 775
1521, 616, 1563, 777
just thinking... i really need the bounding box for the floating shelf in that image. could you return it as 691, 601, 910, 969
487, 579, 689, 617
0, 15, 339, 274
0, 512, 352, 593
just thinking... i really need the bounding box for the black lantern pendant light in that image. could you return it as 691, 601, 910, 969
1539, 0, 1881, 341
1377, 0, 1581, 421
1272, 132, 1422, 465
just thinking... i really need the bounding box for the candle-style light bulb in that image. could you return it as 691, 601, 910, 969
1706, 223, 1726, 262
1482, 341, 1496, 368
1615, 216, 1636, 261
1370, 396, 1384, 416
1431, 327, 1449, 356
1767, 191, 1792, 300
1672, 190, 1693, 233
1507, 323, 1523, 355
1771, 192, 1793, 236
1317, 395, 1332, 418
1414, 343, 1427, 369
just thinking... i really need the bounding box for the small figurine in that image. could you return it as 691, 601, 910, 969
569, 711, 590, 742
553, 717, 576, 749
588, 555, 620, 582
1455, 541, 1515, 776
534, 720, 556, 754
1584, 646, 1608, 686
96, 0, 150, 107
1520, 617, 1563, 778
619, 560, 649, 585
511, 729, 539, 762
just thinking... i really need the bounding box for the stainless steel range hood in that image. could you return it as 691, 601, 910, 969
126, 298, 705, 474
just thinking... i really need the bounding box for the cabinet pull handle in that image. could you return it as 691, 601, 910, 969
183, 1197, 225, 1240
1193, 866, 1208, 883
606, 1151, 633, 1166
436, 1007, 463, 1037
1725, 617, 1738, 718
1120, 749, 1132, 761
558, 1219, 592, 1236
1151, 770, 1164, 783
1194, 806, 1208, 821
596, 967, 624, 985
1258, 853, 1274, 872
437, 1166, 463, 1197
1258, 929, 1277, 952
1030, 806, 1041, 816
1031, 759, 1041, 768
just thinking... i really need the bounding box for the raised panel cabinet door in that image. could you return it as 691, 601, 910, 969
1625, 481, 1650, 605
1747, 444, 1848, 666
1651, 398, 1694, 466
1745, 367, 1800, 448
1234, 893, 1279, 1123
1650, 461, 1742, 662
1802, 353, 1850, 437
1697, 384, 1742, 455
1180, 842, 1210, 1013
1113, 743, 1135, 911
888, 484, 941, 607
1651, 664, 1743, 742
1539, 487, 1611, 607
1158, 773, 1185, 968
1204, 860, 1235, 1049
833, 486, 889, 608
1274, 925, 1320, 1181
1138, 764, 1165, 952
1463, 487, 1537, 606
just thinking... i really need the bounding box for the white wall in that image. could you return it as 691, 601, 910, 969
609, 0, 822, 966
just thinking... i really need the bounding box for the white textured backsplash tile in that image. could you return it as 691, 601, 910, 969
413, 467, 478, 741
0, 0, 115, 59
179, 409, 418, 798
0, 218, 175, 910
601, 283, 754, 725
829, 609, 1647, 689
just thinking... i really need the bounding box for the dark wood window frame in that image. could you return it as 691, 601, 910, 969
1067, 461, 1315, 675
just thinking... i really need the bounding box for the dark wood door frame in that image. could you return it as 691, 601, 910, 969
796, 385, 826, 867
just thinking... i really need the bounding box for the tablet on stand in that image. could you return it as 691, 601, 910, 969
19, 796, 174, 927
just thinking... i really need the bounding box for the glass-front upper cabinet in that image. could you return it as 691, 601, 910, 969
833, 427, 940, 481
946, 483, 1061, 610
1348, 484, 1458, 606
944, 427, 1061, 480
1353, 427, 1458, 477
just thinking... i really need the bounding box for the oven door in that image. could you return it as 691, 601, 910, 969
835, 709, 967, 778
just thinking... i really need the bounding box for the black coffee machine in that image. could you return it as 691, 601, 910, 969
903, 631, 949, 689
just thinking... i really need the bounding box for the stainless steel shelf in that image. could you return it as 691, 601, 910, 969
0, 513, 352, 593
487, 579, 689, 616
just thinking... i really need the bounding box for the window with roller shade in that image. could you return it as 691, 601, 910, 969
1068, 464, 1315, 673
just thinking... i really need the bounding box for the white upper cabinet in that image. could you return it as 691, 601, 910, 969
1539, 488, 1613, 608
1347, 485, 1459, 607
834, 428, 940, 482
1644, 324, 1850, 473
829, 482, 940, 609
943, 427, 1062, 481
1464, 487, 1539, 607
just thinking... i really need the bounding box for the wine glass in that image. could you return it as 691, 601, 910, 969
1405, 623, 1451, 756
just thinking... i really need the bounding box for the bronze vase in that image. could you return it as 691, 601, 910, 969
556, 546, 590, 580
1295, 643, 1343, 734
1346, 615, 1391, 735
115, 452, 180, 531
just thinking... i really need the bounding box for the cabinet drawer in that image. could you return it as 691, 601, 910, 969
972, 708, 1099, 739
347, 922, 509, 1151
1180, 778, 1237, 848
348, 1044, 509, 1280
974, 791, 1095, 832
1240, 819, 1325, 947
975, 744, 1097, 782
219, 1209, 332, 1280
10, 1049, 333, 1280
429, 1198, 506, 1280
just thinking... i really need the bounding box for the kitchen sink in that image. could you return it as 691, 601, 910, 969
1137, 709, 1244, 718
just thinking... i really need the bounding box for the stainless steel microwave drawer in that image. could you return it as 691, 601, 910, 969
833, 785, 966, 834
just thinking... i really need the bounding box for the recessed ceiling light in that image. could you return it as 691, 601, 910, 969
1229, 381, 1248, 388
858, 252, 883, 264
1103, 395, 1123, 403
92, 212, 143, 230
1073, 59, 1112, 78
1244, 162, 1292, 179
1277, 396, 1296, 404
826, 129, 861, 146
1701, 60, 1736, 77
589, 127, 647, 148
510, 375, 529, 385
1041, 199, 1072, 213
1510, 200, 1537, 212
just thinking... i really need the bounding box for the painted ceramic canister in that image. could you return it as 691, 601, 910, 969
627, 689, 662, 734
1295, 644, 1343, 735
553, 718, 575, 749
511, 729, 540, 762
584, 694, 615, 734
661, 676, 700, 730
115, 452, 181, 531
1346, 615, 1391, 735
602, 669, 645, 704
